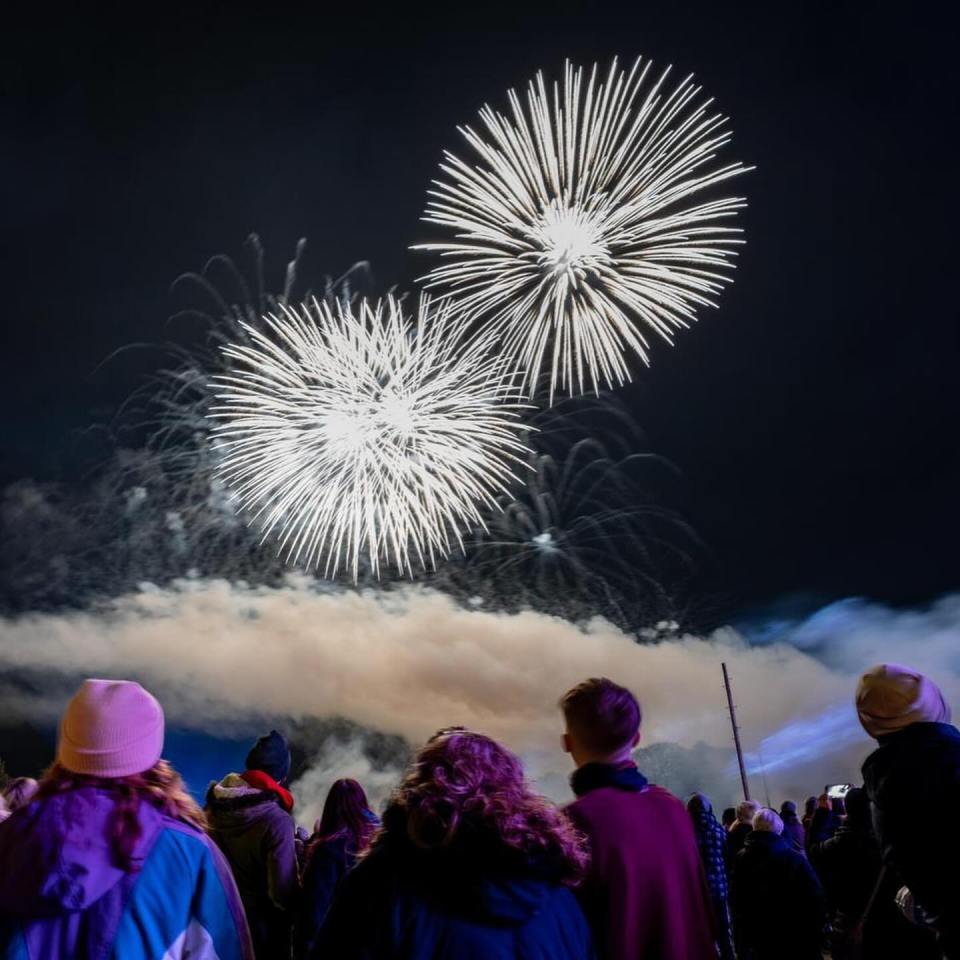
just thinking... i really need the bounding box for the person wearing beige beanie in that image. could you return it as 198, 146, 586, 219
0, 678, 253, 959
858, 664, 960, 958
856, 663, 951, 739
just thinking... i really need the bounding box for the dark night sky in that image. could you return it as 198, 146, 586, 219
2, 2, 958, 617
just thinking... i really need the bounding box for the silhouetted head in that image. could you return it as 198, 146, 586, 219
315, 778, 375, 854
560, 677, 641, 766
245, 730, 291, 784
843, 787, 870, 830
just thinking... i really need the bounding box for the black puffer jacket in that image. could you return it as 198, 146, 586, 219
731, 831, 826, 960
863, 721, 960, 958
206, 774, 298, 959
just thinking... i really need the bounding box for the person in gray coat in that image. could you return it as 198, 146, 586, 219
207, 730, 298, 959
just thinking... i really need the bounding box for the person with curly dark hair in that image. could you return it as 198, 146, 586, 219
314, 728, 593, 959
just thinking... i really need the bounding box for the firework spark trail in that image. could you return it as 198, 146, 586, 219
210, 294, 530, 581
416, 57, 751, 400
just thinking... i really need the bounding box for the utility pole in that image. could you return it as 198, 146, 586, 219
722, 661, 751, 801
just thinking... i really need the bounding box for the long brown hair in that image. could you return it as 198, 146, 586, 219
36, 760, 205, 871
314, 778, 375, 850
372, 729, 587, 886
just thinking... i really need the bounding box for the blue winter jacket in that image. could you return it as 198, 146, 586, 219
314, 811, 594, 960
0, 786, 253, 960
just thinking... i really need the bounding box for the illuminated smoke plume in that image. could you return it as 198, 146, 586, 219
3, 581, 957, 820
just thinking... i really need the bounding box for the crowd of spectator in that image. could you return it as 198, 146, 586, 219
0, 662, 957, 959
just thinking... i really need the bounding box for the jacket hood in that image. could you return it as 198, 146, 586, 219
205, 773, 286, 830
0, 787, 164, 915
377, 806, 565, 926
403, 844, 555, 925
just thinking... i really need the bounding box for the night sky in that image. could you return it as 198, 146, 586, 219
3, 2, 958, 618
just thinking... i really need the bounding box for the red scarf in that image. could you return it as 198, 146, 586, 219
242, 769, 294, 813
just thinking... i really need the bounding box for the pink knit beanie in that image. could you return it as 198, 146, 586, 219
58, 679, 165, 778
856, 663, 951, 739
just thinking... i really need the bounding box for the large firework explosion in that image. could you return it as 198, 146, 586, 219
0, 237, 699, 629
417, 57, 750, 400
210, 293, 530, 580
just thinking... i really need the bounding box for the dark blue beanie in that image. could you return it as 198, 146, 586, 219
246, 730, 291, 783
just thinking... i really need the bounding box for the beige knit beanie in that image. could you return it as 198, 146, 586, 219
856, 663, 951, 739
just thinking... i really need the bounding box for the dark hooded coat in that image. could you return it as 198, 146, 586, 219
206, 773, 298, 959
313, 806, 593, 960
731, 830, 826, 960
862, 721, 960, 958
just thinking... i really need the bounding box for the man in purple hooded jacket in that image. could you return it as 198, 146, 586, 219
560, 677, 717, 960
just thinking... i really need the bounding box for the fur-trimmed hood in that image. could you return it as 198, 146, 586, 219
205, 774, 286, 831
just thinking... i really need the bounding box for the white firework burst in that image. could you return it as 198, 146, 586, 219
416, 56, 751, 400
209, 294, 529, 580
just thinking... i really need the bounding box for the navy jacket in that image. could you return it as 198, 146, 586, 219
314, 819, 593, 960
731, 831, 826, 960
863, 721, 960, 956
296, 833, 355, 959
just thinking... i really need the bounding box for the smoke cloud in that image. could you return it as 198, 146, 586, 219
1, 578, 957, 824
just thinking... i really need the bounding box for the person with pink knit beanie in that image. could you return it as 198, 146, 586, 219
857, 663, 960, 959
0, 678, 253, 960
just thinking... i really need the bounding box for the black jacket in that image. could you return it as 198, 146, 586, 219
314, 811, 593, 960
731, 831, 826, 960
810, 822, 940, 960
295, 833, 355, 959
726, 821, 752, 874
863, 721, 960, 957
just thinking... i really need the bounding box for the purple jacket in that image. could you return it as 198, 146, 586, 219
566, 763, 717, 960
0, 786, 252, 960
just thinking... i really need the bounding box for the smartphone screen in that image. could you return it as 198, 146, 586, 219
825, 783, 853, 799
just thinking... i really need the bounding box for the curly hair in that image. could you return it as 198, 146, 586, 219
372, 729, 587, 886
35, 760, 205, 871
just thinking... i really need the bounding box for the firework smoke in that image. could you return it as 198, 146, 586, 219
3, 580, 957, 823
